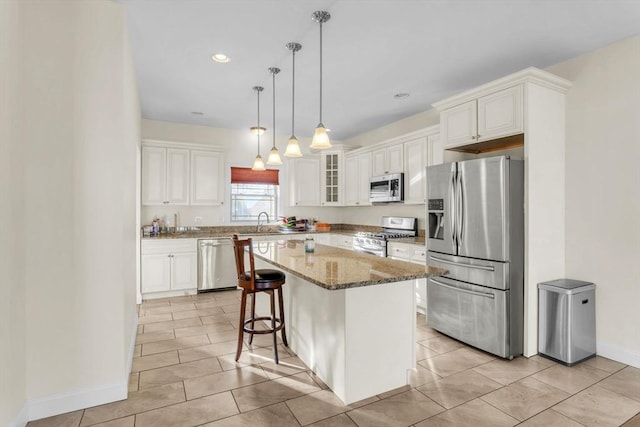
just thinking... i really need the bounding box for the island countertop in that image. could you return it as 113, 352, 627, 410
251, 239, 447, 290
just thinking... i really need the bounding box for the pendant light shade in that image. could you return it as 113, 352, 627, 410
251, 86, 266, 171
310, 11, 332, 150
285, 42, 303, 157
266, 67, 282, 165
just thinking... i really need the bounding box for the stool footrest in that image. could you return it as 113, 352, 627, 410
243, 316, 285, 334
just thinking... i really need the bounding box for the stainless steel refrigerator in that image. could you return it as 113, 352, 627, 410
426, 155, 524, 358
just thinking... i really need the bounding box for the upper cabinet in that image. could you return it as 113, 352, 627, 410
288, 157, 321, 207
439, 85, 523, 150
142, 146, 190, 206
344, 152, 371, 206
321, 151, 344, 206
190, 150, 224, 206
402, 126, 440, 205
142, 140, 224, 206
371, 144, 403, 176
427, 132, 443, 166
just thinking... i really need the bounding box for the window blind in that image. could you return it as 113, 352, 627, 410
230, 167, 279, 185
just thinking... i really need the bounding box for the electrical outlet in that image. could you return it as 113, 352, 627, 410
194, 216, 202, 224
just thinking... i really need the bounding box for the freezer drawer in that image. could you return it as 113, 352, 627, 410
427, 276, 510, 358
427, 251, 509, 290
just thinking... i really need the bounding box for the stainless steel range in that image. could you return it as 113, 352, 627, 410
352, 216, 418, 257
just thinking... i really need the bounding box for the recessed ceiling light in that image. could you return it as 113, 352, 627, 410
394, 93, 410, 99
211, 53, 230, 63
191, 111, 204, 115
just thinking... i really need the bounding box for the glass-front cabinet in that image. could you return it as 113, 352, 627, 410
321, 151, 344, 206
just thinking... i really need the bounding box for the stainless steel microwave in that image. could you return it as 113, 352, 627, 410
370, 173, 403, 203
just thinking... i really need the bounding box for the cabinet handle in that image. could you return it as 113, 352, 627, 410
471, 136, 476, 140
356, 202, 359, 205
477, 134, 481, 139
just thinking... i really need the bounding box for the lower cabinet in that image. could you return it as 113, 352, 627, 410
332, 234, 354, 249
387, 241, 427, 314
141, 239, 197, 296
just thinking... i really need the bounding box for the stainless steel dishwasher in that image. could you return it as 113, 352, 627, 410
197, 238, 238, 292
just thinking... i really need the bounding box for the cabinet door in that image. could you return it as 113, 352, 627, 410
344, 156, 359, 206
171, 252, 197, 290
333, 234, 353, 249
441, 100, 477, 148
477, 85, 523, 141
321, 152, 342, 206
427, 133, 443, 166
190, 150, 223, 205
403, 137, 427, 205
290, 158, 320, 206
141, 146, 167, 205
371, 148, 387, 177
357, 152, 372, 205
166, 148, 190, 205
141, 254, 171, 293
386, 144, 404, 174
388, 243, 411, 261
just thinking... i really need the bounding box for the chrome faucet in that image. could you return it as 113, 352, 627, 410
256, 211, 269, 232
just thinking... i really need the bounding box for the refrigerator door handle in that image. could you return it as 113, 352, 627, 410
430, 278, 496, 299
449, 170, 457, 246
456, 170, 464, 248
429, 255, 496, 272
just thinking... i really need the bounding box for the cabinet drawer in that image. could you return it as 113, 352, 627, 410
142, 239, 197, 255
388, 242, 426, 265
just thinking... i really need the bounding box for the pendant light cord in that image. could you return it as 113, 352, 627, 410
272, 72, 276, 149
319, 21, 323, 124
291, 49, 296, 135
257, 89, 260, 155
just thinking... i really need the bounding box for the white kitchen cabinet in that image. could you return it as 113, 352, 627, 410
387, 241, 427, 313
440, 85, 523, 150
288, 157, 321, 207
332, 234, 353, 249
371, 144, 403, 176
142, 146, 190, 206
321, 151, 344, 206
403, 136, 428, 205
344, 152, 371, 206
427, 132, 443, 166
141, 239, 197, 296
313, 233, 332, 246
190, 150, 224, 206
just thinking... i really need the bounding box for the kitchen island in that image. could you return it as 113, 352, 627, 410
249, 239, 446, 405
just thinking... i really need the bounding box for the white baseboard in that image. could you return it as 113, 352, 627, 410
7, 403, 28, 427
597, 341, 640, 368
18, 309, 140, 424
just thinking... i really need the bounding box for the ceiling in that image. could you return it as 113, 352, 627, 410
122, 0, 640, 141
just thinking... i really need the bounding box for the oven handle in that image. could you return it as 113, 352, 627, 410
429, 278, 495, 299
429, 255, 495, 271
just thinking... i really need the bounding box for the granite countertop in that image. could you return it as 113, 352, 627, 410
251, 239, 446, 290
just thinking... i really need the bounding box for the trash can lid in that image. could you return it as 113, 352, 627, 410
538, 279, 595, 294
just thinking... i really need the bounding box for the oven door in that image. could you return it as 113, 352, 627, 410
352, 237, 386, 257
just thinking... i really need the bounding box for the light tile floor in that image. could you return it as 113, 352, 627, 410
28, 289, 640, 427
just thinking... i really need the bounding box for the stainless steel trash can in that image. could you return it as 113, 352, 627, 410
538, 279, 596, 366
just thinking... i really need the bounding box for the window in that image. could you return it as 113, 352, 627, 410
230, 167, 279, 222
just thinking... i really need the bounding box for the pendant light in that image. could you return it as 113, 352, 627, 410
284, 42, 303, 157
266, 67, 282, 165
251, 86, 266, 171
310, 10, 332, 150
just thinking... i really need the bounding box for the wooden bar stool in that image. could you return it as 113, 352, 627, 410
232, 234, 288, 364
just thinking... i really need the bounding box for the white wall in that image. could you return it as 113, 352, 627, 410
547, 36, 640, 367
1, 1, 141, 424
0, 1, 28, 425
